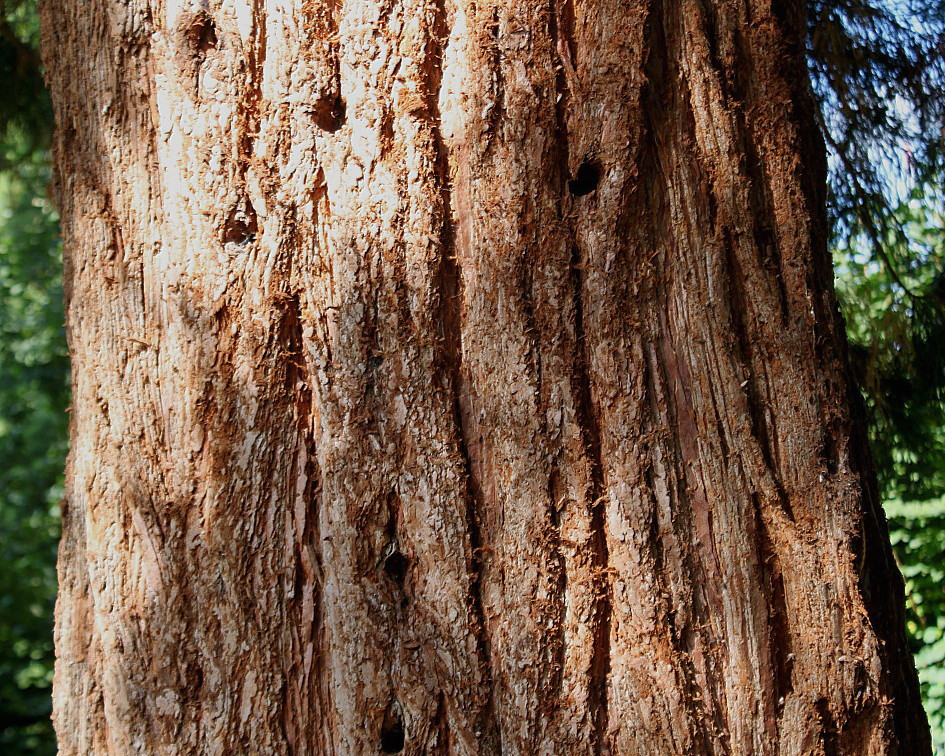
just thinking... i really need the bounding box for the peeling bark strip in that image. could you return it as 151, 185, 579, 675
42, 0, 930, 753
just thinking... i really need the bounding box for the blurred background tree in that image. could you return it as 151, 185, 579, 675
0, 0, 941, 753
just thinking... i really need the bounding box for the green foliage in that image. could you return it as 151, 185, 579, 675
0, 1, 50, 154
834, 193, 945, 501
0, 135, 65, 755
887, 497, 945, 754
808, 0, 945, 235
0, 16, 64, 753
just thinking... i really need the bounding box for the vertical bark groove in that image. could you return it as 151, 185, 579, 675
568, 242, 612, 756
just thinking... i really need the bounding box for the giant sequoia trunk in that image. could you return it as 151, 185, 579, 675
41, 0, 930, 753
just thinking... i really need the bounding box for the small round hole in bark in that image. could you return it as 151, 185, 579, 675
380, 708, 405, 753
195, 19, 217, 54
383, 549, 408, 585
568, 161, 602, 196
312, 95, 346, 133
181, 11, 217, 56
222, 200, 258, 247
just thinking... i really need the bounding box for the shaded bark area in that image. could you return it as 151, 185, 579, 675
42, 0, 928, 754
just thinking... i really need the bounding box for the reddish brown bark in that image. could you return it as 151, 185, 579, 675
42, 0, 929, 753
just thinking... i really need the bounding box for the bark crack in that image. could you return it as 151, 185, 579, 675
720, 228, 793, 521
551, 0, 611, 746
570, 248, 611, 755
427, 1, 500, 745
751, 494, 793, 732
277, 292, 327, 755
481, 9, 506, 152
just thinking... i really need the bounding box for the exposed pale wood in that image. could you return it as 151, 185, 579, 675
42, 0, 930, 753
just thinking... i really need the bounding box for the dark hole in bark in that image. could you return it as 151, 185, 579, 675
188, 662, 204, 694
223, 200, 258, 246
195, 19, 217, 53
312, 95, 347, 133
568, 161, 602, 196
380, 707, 405, 753
383, 549, 408, 585
183, 12, 217, 55
224, 221, 255, 246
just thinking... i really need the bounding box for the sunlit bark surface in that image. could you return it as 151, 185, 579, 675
42, 0, 929, 753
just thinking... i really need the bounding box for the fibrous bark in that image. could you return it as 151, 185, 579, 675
42, 0, 929, 753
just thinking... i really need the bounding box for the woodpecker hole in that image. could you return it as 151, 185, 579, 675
380, 707, 405, 753
383, 549, 408, 585
312, 94, 347, 133
223, 200, 258, 247
195, 18, 217, 54
568, 160, 602, 196
181, 11, 217, 56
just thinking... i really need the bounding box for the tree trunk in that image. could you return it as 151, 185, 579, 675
41, 0, 930, 753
